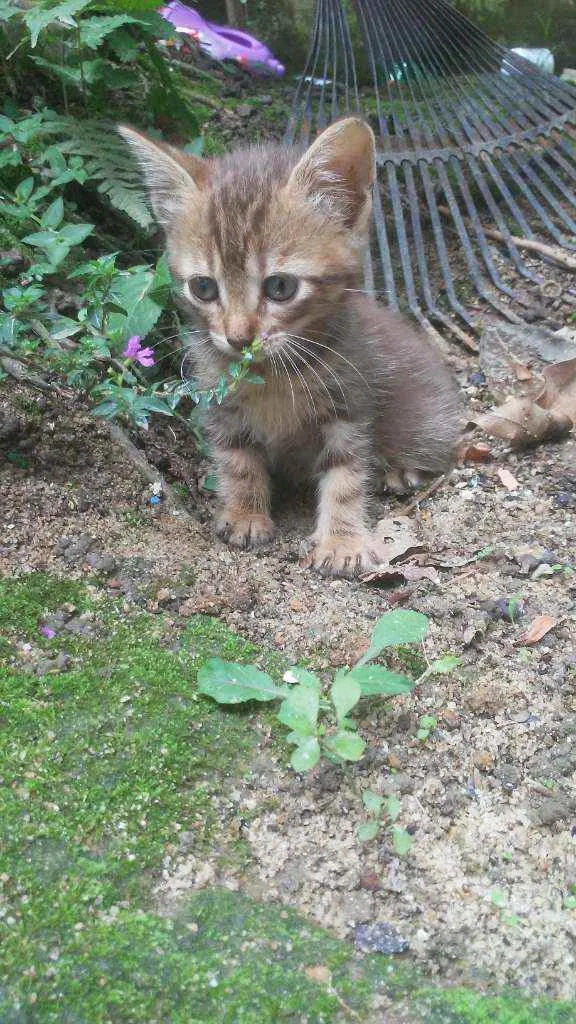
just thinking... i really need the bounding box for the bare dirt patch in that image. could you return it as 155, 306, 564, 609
2, 368, 576, 1002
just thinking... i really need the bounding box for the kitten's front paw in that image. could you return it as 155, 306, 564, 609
216, 512, 275, 549
305, 534, 381, 578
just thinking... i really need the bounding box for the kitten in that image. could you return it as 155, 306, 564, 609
119, 118, 460, 577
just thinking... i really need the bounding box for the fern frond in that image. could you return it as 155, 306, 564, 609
41, 117, 153, 229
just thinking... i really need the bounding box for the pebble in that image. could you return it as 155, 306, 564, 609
236, 104, 254, 118
532, 795, 576, 826
354, 922, 409, 954
495, 764, 522, 791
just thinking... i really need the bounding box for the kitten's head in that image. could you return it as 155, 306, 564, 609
119, 118, 375, 361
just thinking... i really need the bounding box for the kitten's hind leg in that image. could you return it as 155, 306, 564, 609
376, 461, 428, 495
212, 444, 274, 549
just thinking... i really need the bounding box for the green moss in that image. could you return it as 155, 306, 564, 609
1, 574, 575, 1023
412, 988, 576, 1023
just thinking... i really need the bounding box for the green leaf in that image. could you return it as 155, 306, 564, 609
79, 14, 135, 48
362, 789, 383, 817
346, 665, 415, 697
21, 230, 58, 247
425, 655, 462, 676
24, 0, 92, 46
41, 197, 64, 229
59, 223, 93, 245
326, 731, 365, 762
277, 684, 319, 737
15, 177, 35, 202
290, 737, 321, 773
392, 827, 413, 856
197, 659, 288, 704
356, 610, 429, 666
356, 820, 380, 843
330, 672, 361, 725
386, 795, 401, 822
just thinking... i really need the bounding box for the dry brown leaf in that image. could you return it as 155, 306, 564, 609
539, 356, 576, 423
458, 441, 493, 464
475, 396, 572, 448
361, 562, 440, 586
508, 358, 533, 382
515, 614, 558, 646
373, 515, 427, 564
304, 965, 331, 985
475, 357, 576, 449
497, 467, 520, 491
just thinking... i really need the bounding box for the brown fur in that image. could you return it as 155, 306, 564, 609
119, 119, 461, 576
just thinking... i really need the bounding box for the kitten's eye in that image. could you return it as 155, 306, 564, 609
188, 276, 219, 302
263, 274, 298, 302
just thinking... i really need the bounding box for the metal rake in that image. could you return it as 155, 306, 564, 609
286, 0, 576, 347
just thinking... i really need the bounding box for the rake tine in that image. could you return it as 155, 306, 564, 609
371, 180, 399, 310
288, 0, 576, 334
417, 160, 476, 329
465, 155, 542, 283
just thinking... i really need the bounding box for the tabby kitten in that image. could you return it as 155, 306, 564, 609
119, 118, 460, 576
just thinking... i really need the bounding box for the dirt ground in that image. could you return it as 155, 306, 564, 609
2, 311, 576, 1009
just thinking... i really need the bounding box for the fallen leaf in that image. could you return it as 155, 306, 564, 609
474, 357, 576, 449
475, 396, 571, 448
497, 467, 520, 491
539, 357, 576, 423
373, 516, 427, 564
304, 965, 331, 985
361, 562, 440, 586
515, 614, 558, 645
508, 358, 533, 382
458, 441, 493, 464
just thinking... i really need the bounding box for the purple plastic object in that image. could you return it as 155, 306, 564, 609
159, 1, 284, 76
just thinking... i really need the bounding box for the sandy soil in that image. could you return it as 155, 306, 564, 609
2, 331, 576, 1001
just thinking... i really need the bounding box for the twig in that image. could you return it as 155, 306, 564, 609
0, 355, 74, 397
107, 423, 195, 522
395, 474, 447, 516
437, 205, 576, 272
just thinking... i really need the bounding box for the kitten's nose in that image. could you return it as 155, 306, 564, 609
227, 336, 251, 352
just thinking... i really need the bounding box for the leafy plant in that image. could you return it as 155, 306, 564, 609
357, 789, 413, 856
416, 714, 438, 743
198, 609, 459, 773
1, 0, 252, 439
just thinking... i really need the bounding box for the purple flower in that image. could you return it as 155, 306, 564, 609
122, 335, 155, 367
40, 625, 56, 639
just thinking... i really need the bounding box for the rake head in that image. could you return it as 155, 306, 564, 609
287, 0, 576, 347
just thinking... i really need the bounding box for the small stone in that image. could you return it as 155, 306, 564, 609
341, 891, 374, 925
61, 534, 97, 564
532, 795, 576, 826
507, 708, 531, 724
441, 709, 460, 729
383, 772, 414, 795
258, 94, 273, 105
359, 871, 382, 892
495, 764, 522, 791
387, 752, 402, 769
465, 685, 506, 716
236, 104, 254, 118
354, 922, 409, 954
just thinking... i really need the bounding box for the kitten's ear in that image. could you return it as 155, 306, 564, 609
117, 126, 208, 227
286, 118, 375, 228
